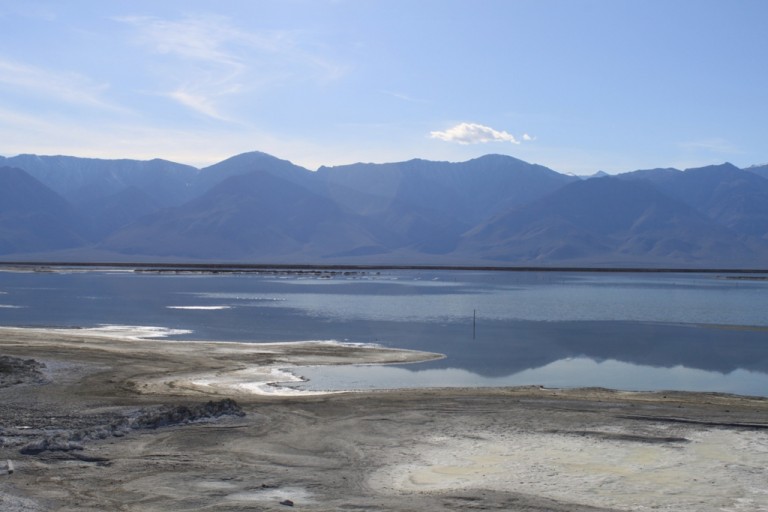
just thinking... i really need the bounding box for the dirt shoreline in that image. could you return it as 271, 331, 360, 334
1, 327, 767, 511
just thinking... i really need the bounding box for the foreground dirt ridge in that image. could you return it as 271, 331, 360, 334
1, 327, 768, 511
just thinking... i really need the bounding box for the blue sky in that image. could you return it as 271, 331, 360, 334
1, 0, 766, 174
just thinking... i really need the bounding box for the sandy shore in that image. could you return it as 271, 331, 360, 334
1, 326, 767, 511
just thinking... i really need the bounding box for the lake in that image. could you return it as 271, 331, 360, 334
1, 267, 767, 396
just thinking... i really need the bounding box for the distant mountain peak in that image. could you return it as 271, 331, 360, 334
207, 150, 305, 168
469, 153, 521, 161
683, 162, 741, 173
465, 153, 531, 166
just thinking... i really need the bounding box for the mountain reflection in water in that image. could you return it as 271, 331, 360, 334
290, 357, 768, 396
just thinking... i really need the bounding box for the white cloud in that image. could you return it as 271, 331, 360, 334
168, 87, 230, 121
430, 122, 528, 145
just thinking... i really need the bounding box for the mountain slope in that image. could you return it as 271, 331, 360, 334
460, 177, 761, 265
617, 167, 681, 184
82, 187, 163, 240
0, 154, 198, 206
0, 155, 201, 239
192, 151, 313, 197
746, 164, 768, 181
0, 167, 86, 254
317, 154, 578, 226
624, 163, 768, 238
102, 170, 386, 260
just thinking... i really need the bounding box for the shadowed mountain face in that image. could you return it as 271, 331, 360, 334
622, 163, 768, 239
0, 167, 86, 254
2, 151, 768, 266
460, 177, 763, 266
313, 154, 578, 256
0, 154, 198, 206
0, 155, 199, 240
101, 170, 385, 261
100, 153, 580, 261
192, 151, 312, 197
316, 154, 578, 225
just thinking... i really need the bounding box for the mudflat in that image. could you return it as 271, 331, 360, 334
1, 327, 767, 511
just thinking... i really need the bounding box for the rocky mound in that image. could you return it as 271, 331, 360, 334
0, 356, 46, 388
19, 399, 245, 455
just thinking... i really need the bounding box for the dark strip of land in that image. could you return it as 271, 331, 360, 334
2, 260, 768, 274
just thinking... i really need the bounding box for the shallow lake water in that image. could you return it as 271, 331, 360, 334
1, 268, 766, 396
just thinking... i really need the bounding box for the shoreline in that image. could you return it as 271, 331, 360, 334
4, 324, 768, 400
2, 326, 768, 511
3, 260, 768, 274
0, 326, 444, 397
3, 324, 768, 399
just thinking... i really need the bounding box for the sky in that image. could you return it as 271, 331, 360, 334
0, 0, 766, 174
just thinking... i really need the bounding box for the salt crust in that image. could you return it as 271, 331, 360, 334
369, 428, 768, 511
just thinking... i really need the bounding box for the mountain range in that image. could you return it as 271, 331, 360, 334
2, 151, 768, 268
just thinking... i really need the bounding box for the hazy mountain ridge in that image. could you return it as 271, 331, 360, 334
747, 163, 768, 181
1, 151, 768, 267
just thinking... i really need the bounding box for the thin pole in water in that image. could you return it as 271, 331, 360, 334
473, 309, 476, 340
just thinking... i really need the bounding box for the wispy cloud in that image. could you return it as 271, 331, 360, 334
679, 138, 740, 155
0, 58, 119, 111
117, 14, 346, 120
117, 14, 250, 66
168, 88, 230, 121
430, 122, 531, 145
0, 104, 252, 167
380, 90, 426, 103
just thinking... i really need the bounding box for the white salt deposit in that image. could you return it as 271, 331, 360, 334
190, 367, 338, 396
69, 325, 193, 339
370, 428, 768, 511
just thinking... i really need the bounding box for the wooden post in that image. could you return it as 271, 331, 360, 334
7, 459, 13, 475
473, 309, 476, 340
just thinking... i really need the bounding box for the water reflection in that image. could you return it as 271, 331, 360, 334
290, 357, 768, 397
328, 319, 768, 378
3, 269, 768, 396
